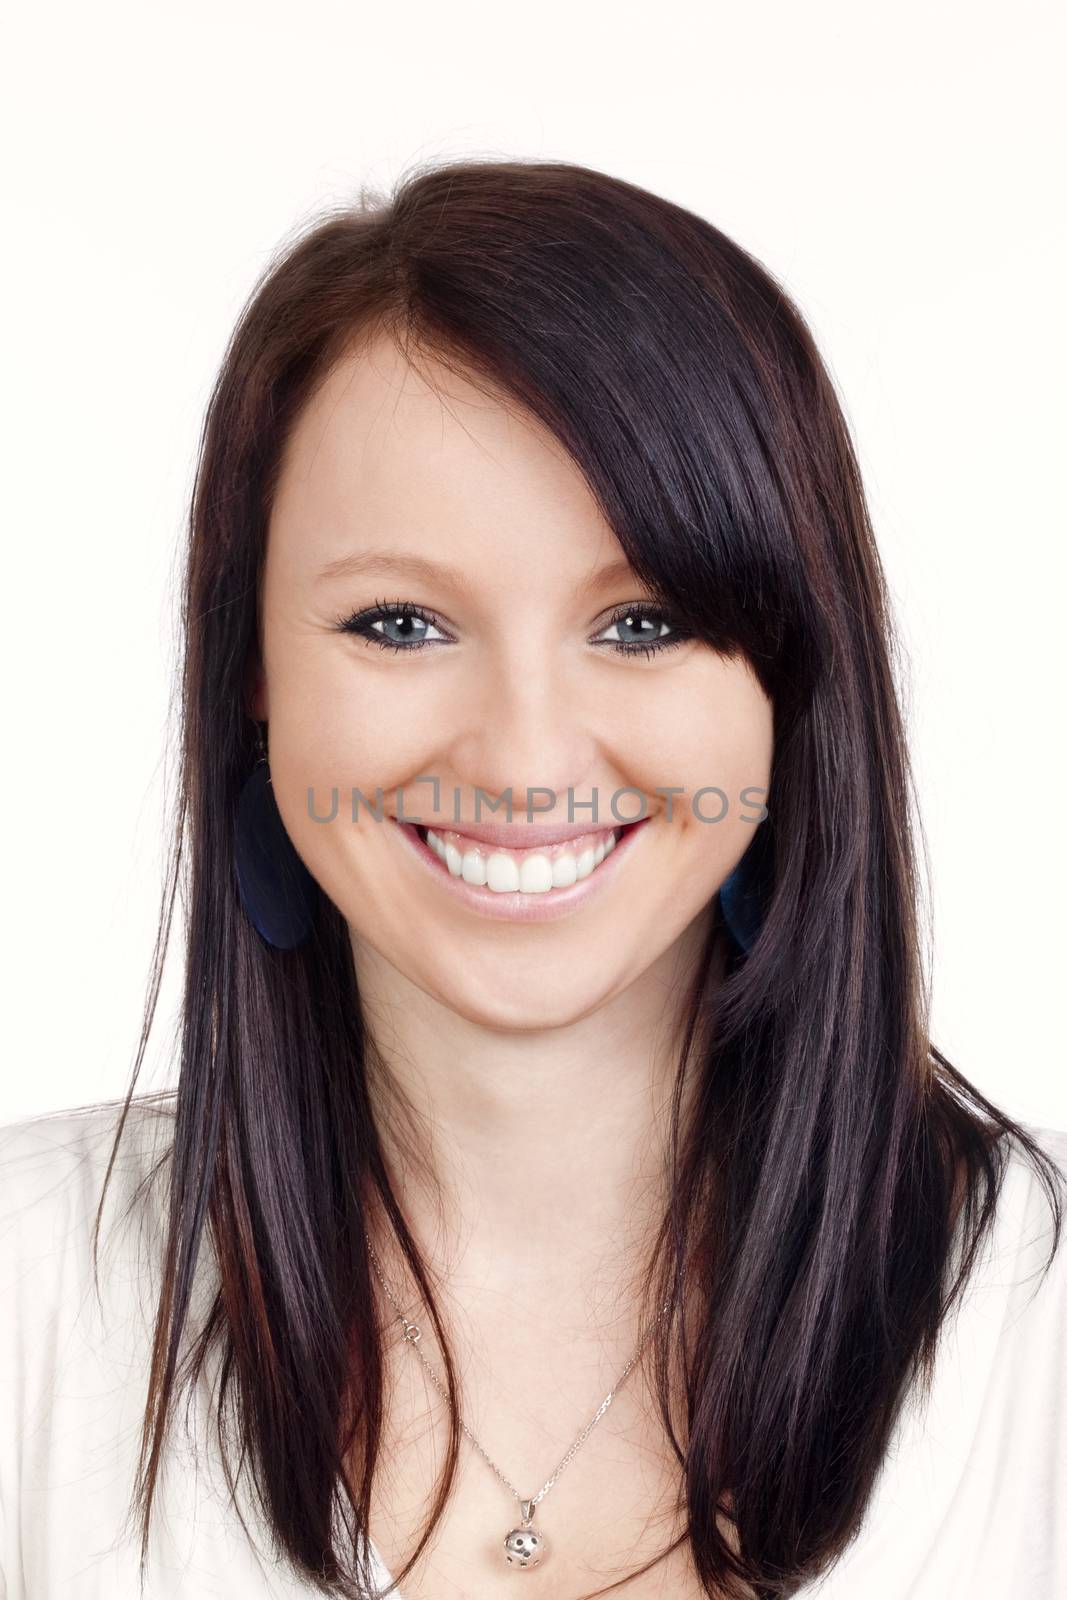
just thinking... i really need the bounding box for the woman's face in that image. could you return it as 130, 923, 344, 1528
254, 331, 773, 1028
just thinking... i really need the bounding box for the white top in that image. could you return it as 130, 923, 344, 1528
1, 1097, 1065, 1598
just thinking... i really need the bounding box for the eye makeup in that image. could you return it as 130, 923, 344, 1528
330, 597, 693, 661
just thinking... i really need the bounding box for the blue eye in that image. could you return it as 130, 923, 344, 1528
334, 598, 446, 651
332, 598, 691, 659
596, 605, 691, 660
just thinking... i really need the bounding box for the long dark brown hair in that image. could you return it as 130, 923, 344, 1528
86, 157, 1063, 1599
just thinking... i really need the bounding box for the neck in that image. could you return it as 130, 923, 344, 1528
352, 909, 724, 1339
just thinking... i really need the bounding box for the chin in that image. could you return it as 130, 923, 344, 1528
418, 954, 621, 1033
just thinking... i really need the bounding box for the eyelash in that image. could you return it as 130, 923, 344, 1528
332, 598, 692, 661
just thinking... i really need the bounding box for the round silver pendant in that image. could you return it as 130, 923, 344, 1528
503, 1524, 547, 1568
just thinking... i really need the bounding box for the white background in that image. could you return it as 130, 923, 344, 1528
2, 1, 1064, 1128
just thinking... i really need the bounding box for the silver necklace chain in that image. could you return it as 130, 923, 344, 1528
363, 1229, 671, 1525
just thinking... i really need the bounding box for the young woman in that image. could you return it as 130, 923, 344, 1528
2, 158, 1064, 1600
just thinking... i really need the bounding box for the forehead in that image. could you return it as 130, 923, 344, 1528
266, 330, 627, 591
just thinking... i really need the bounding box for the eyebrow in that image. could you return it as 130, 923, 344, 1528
315, 549, 638, 597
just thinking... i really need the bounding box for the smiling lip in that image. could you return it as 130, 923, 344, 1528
389, 816, 652, 923
399, 818, 622, 849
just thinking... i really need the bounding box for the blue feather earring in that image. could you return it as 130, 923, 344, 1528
234, 723, 320, 950
718, 829, 772, 955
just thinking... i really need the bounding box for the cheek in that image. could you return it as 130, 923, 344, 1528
650, 721, 772, 812
267, 650, 440, 796
261, 636, 773, 934
649, 669, 774, 879
261, 659, 449, 919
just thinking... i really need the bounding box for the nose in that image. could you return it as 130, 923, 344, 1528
447, 649, 599, 824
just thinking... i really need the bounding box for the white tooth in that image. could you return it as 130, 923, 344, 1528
519, 854, 553, 893
461, 849, 488, 885
551, 853, 578, 888
486, 852, 521, 892
418, 829, 622, 893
